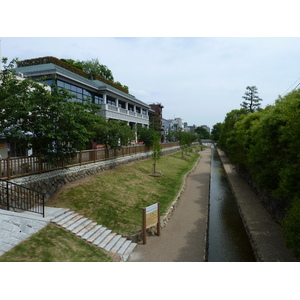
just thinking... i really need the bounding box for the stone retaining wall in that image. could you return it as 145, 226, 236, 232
11, 146, 180, 201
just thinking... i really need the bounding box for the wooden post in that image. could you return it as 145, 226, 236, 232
157, 202, 161, 236
7, 157, 11, 180
143, 207, 147, 245
38, 155, 42, 174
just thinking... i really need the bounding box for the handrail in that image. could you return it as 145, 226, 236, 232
0, 179, 45, 217
0, 142, 180, 180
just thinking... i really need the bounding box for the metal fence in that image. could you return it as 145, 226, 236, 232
0, 179, 45, 217
0, 142, 180, 180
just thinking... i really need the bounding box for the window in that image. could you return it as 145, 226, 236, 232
107, 96, 116, 106
94, 94, 104, 105
128, 104, 134, 111
118, 101, 126, 109
56, 80, 91, 102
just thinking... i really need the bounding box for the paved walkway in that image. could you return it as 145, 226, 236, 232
128, 148, 211, 262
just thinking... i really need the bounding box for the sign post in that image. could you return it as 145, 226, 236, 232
143, 202, 160, 245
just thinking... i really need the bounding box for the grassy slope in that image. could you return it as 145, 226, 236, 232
47, 150, 200, 236
0, 223, 113, 262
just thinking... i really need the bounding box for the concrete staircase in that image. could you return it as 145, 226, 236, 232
51, 209, 137, 261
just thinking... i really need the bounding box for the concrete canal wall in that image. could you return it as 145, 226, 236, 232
217, 149, 299, 262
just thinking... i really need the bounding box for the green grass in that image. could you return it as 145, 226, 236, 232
47, 149, 200, 236
0, 223, 113, 262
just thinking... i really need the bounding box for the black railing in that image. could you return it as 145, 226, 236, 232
0, 179, 45, 217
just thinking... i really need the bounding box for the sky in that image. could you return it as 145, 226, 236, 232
1, 1, 300, 131
2, 36, 300, 130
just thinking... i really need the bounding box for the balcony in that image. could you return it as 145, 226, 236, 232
100, 104, 149, 124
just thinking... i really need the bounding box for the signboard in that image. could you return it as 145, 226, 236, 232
145, 203, 158, 228
143, 202, 160, 245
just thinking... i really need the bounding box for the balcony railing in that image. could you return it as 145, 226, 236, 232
101, 104, 149, 120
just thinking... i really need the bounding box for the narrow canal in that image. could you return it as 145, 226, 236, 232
207, 146, 256, 262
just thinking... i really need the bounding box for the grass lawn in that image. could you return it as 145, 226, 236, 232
47, 149, 200, 236
0, 223, 114, 262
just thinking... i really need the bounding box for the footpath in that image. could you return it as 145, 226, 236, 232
128, 148, 211, 262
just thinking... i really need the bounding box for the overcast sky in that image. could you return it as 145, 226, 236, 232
3, 37, 300, 129
2, 1, 300, 131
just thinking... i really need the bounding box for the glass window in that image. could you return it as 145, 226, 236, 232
57, 80, 64, 88
107, 96, 116, 106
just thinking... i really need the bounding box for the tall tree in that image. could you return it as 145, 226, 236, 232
241, 85, 263, 113
211, 122, 223, 142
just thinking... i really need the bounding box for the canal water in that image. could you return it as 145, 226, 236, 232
207, 146, 256, 262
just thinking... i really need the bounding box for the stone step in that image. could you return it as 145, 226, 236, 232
117, 240, 132, 255
111, 237, 127, 253
92, 229, 111, 246
122, 242, 137, 261
51, 211, 137, 261
98, 232, 116, 249
82, 224, 102, 240
62, 214, 83, 229
48, 208, 70, 221
73, 220, 94, 235
51, 210, 74, 223
86, 226, 104, 243
104, 235, 122, 252
76, 221, 96, 236
56, 213, 79, 226
67, 217, 88, 232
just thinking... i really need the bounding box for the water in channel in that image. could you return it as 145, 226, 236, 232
207, 146, 256, 262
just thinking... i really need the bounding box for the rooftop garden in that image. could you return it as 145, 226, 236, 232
17, 56, 129, 94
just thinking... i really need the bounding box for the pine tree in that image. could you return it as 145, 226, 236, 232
241, 86, 262, 113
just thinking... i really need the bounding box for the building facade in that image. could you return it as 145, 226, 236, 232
15, 57, 150, 132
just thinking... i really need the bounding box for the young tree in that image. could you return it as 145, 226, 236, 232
176, 131, 196, 158
241, 86, 263, 113
152, 135, 162, 174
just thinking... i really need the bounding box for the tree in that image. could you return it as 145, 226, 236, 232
152, 135, 162, 175
95, 119, 134, 150
0, 58, 102, 163
194, 126, 210, 139
137, 126, 159, 148
241, 86, 263, 113
175, 131, 196, 158
81, 58, 114, 81
211, 122, 223, 142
